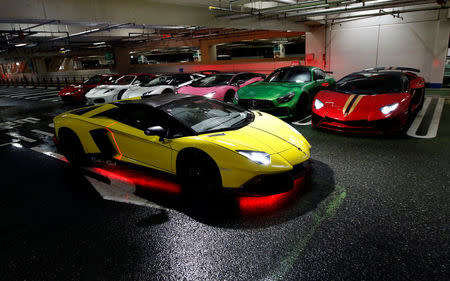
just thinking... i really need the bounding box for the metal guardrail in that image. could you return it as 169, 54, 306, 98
0, 76, 89, 89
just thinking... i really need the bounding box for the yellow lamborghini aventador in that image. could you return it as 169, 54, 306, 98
54, 94, 311, 192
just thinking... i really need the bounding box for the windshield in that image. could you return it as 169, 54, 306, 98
190, 74, 233, 87
144, 75, 190, 86
114, 75, 136, 85
160, 98, 254, 134
145, 76, 176, 86
265, 68, 311, 83
83, 75, 103, 85
101, 75, 120, 85
334, 74, 402, 94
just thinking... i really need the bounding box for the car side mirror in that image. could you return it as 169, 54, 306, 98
144, 126, 166, 141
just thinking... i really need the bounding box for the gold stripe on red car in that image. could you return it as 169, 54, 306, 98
347, 95, 365, 115
342, 94, 355, 115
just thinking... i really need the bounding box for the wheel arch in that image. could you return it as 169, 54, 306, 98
175, 146, 223, 189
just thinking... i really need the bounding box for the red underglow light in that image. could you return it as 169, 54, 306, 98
238, 176, 306, 215
91, 167, 182, 195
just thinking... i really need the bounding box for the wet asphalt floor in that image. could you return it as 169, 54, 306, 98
0, 86, 448, 280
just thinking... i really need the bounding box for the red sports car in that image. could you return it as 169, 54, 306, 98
312, 67, 425, 134
58, 74, 120, 103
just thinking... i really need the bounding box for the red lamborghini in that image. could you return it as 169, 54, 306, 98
58, 74, 120, 103
312, 67, 425, 134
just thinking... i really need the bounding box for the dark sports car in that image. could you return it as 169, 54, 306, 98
312, 67, 425, 134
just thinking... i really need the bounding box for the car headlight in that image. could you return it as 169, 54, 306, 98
314, 99, 324, 109
237, 150, 270, 165
380, 103, 399, 115
234, 92, 239, 101
204, 92, 216, 98
277, 92, 295, 104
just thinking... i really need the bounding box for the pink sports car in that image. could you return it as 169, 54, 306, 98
176, 72, 265, 102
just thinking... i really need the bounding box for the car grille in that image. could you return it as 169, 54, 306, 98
238, 99, 274, 109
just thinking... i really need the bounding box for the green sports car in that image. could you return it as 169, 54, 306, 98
234, 66, 335, 119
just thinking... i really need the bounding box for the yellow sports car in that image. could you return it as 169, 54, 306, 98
54, 94, 311, 193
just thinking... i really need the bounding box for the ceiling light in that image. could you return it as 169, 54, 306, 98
93, 41, 106, 45
15, 43, 27, 47
15, 62, 20, 66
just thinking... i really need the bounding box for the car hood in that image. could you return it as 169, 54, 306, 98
238, 82, 305, 100
198, 112, 310, 155
86, 85, 129, 97
314, 90, 409, 121
177, 85, 229, 96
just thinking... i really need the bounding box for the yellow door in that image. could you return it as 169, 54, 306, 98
108, 122, 173, 172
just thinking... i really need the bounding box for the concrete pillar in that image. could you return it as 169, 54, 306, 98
199, 42, 217, 64
429, 9, 450, 87
305, 26, 326, 69
31, 58, 48, 73
113, 47, 131, 74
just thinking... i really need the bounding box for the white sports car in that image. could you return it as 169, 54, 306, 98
85, 73, 154, 104
121, 73, 205, 99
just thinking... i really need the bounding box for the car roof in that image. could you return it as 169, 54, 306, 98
115, 94, 198, 108
274, 65, 315, 71
346, 71, 406, 78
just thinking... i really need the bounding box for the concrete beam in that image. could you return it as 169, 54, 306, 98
2, 0, 309, 32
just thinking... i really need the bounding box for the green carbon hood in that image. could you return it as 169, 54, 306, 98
237, 81, 307, 100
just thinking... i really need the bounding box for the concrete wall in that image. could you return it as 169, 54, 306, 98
306, 9, 450, 86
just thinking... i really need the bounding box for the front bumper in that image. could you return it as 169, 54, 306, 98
237, 99, 294, 118
311, 113, 403, 134
86, 92, 117, 104
238, 161, 310, 196
59, 93, 86, 103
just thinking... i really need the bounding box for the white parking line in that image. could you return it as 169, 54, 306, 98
407, 97, 445, 139
31, 129, 54, 137
25, 93, 58, 100
29, 145, 165, 210
292, 115, 312, 126
41, 97, 60, 101
8, 90, 58, 98
30, 146, 67, 161
5, 132, 36, 142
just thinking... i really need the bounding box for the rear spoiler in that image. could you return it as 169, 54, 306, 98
363, 66, 420, 73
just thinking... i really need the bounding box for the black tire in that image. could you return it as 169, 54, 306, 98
58, 128, 87, 167
294, 93, 310, 120
223, 90, 235, 103
161, 89, 174, 95
177, 149, 222, 193
416, 88, 425, 113
117, 89, 127, 100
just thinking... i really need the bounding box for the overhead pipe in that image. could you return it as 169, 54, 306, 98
49, 23, 130, 41
214, 0, 334, 19
284, 0, 438, 17
316, 3, 449, 23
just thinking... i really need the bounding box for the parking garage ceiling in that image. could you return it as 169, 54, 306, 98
0, 0, 447, 60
